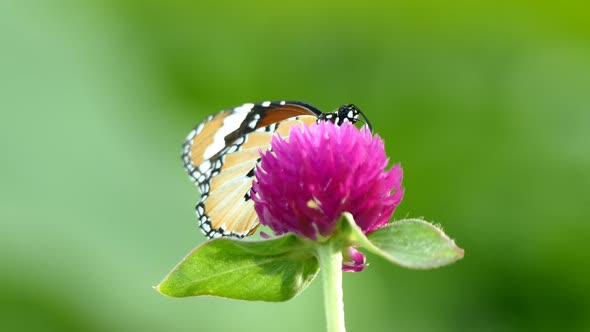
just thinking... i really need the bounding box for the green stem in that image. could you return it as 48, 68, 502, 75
316, 241, 346, 332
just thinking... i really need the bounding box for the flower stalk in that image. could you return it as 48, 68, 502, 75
316, 240, 346, 332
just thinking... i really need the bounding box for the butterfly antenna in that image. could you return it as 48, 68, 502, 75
356, 108, 373, 132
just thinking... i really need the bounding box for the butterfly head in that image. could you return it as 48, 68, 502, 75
318, 104, 373, 132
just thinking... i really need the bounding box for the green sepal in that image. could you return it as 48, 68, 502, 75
156, 234, 319, 302
338, 213, 464, 269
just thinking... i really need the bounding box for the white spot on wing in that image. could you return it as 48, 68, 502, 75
261, 101, 271, 107
234, 103, 255, 113
195, 123, 205, 135
248, 114, 261, 129
226, 144, 239, 154
198, 160, 212, 173
186, 129, 197, 140
280, 101, 286, 105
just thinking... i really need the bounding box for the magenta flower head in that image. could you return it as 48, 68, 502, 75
252, 121, 404, 270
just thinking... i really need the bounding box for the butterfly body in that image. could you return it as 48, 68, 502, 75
182, 101, 371, 238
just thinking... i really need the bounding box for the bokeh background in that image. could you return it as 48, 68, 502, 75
2, 1, 589, 331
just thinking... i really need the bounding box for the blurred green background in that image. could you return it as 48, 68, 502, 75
2, 1, 589, 331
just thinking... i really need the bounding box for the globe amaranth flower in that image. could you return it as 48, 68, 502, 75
252, 121, 404, 271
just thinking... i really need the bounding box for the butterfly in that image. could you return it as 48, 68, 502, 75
182, 101, 372, 239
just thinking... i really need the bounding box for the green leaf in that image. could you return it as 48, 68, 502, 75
156, 234, 319, 302
335, 214, 463, 269
365, 219, 464, 269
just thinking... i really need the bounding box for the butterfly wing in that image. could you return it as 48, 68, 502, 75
182, 101, 322, 238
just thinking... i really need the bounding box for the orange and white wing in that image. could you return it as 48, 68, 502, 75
182, 101, 321, 238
